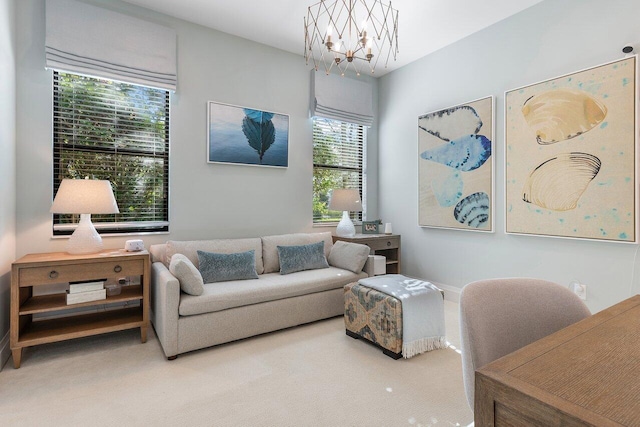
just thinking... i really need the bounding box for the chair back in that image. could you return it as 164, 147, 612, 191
459, 278, 591, 409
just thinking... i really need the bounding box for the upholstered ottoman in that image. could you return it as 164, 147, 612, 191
344, 279, 445, 359
344, 282, 404, 358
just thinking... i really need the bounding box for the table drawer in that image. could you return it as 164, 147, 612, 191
18, 259, 144, 287
362, 237, 399, 251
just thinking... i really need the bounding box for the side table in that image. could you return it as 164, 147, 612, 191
332, 234, 401, 274
10, 249, 150, 368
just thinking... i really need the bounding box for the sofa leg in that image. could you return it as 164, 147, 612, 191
167, 355, 178, 361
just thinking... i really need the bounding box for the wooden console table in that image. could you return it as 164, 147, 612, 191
475, 295, 640, 426
332, 234, 400, 274
10, 249, 150, 368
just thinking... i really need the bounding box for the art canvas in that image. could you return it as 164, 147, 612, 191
418, 96, 494, 231
207, 101, 289, 167
505, 56, 637, 242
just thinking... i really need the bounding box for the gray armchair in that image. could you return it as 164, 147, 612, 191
459, 278, 591, 410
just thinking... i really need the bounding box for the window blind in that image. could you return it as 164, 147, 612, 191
46, 0, 177, 91
310, 70, 373, 127
53, 71, 169, 234
312, 117, 366, 224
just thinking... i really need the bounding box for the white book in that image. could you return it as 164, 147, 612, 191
66, 288, 107, 305
69, 281, 105, 294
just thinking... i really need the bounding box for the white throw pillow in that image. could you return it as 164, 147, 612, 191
169, 254, 204, 296
328, 240, 370, 273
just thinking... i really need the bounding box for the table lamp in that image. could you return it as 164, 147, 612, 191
50, 178, 120, 254
329, 188, 362, 238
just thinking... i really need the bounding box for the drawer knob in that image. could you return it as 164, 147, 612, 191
387, 241, 391, 247
49, 270, 59, 279
114, 265, 122, 273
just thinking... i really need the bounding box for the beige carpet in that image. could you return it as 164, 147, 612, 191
1, 301, 473, 426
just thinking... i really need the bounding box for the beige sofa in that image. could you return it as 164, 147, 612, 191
149, 232, 369, 359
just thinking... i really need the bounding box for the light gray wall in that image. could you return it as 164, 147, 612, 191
378, 0, 640, 312
14, 0, 378, 257
0, 0, 17, 367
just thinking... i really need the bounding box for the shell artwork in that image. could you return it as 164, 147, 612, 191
521, 89, 608, 144
418, 105, 483, 142
453, 192, 490, 228
431, 170, 464, 207
420, 134, 492, 172
522, 152, 601, 211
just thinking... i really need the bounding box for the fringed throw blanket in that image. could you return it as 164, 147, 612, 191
358, 274, 446, 358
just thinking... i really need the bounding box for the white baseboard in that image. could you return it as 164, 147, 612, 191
0, 331, 10, 370
436, 283, 462, 303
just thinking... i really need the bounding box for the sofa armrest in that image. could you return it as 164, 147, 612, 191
150, 261, 180, 358
363, 256, 373, 276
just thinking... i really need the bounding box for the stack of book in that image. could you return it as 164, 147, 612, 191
66, 279, 107, 305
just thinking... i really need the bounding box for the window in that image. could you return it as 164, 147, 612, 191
52, 71, 170, 235
312, 117, 366, 224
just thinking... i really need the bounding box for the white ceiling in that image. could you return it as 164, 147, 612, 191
120, 0, 543, 76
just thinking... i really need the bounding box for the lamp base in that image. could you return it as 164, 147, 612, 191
66, 214, 104, 254
335, 211, 356, 238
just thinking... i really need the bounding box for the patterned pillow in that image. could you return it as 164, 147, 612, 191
169, 254, 204, 296
197, 250, 259, 283
277, 241, 329, 275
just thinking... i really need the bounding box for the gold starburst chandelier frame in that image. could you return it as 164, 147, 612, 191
304, 0, 399, 76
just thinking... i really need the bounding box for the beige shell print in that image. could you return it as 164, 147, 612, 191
522, 152, 601, 211
521, 89, 607, 144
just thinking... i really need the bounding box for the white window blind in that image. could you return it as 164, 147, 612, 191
313, 117, 366, 224
46, 0, 177, 91
53, 71, 169, 235
310, 70, 373, 127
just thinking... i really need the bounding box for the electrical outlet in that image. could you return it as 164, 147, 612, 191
570, 281, 587, 300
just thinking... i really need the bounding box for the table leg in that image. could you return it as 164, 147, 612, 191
140, 325, 148, 343
12, 348, 22, 369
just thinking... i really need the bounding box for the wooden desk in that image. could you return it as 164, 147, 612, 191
475, 295, 640, 426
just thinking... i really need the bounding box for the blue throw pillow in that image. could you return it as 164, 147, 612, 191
277, 241, 329, 275
197, 250, 259, 283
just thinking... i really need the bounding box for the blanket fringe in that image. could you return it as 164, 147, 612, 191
402, 336, 447, 359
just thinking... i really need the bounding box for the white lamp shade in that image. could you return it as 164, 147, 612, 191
51, 179, 119, 254
50, 179, 120, 214
328, 189, 362, 212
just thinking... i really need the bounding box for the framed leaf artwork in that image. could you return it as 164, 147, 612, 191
207, 101, 289, 168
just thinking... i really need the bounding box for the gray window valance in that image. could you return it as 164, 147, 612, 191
45, 0, 177, 91
310, 70, 373, 127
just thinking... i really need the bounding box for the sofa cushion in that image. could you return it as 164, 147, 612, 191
277, 241, 329, 275
179, 266, 367, 316
165, 238, 264, 274
328, 240, 370, 273
169, 254, 204, 296
262, 232, 333, 273
197, 250, 259, 283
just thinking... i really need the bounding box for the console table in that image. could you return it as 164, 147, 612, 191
475, 295, 640, 426
10, 249, 150, 368
332, 234, 400, 274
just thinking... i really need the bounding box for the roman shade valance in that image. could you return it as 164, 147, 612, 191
45, 0, 177, 91
310, 71, 373, 127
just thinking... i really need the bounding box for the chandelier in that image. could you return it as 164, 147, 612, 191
304, 0, 399, 76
